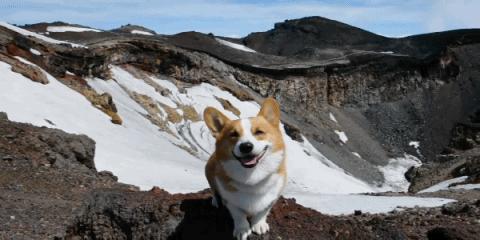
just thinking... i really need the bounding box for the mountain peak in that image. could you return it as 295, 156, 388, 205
243, 16, 388, 57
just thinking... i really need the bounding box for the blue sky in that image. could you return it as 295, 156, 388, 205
1, 0, 479, 37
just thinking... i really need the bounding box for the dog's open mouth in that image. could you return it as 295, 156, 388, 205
233, 146, 268, 168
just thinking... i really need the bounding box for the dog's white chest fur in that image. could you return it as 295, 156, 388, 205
216, 172, 284, 215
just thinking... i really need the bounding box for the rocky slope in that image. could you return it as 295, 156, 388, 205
1, 113, 479, 240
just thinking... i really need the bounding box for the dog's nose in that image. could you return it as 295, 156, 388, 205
239, 142, 254, 154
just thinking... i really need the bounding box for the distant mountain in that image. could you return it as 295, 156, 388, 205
242, 16, 480, 60
243, 16, 390, 58
111, 24, 157, 35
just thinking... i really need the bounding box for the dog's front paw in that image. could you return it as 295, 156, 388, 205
251, 220, 270, 235
233, 227, 252, 240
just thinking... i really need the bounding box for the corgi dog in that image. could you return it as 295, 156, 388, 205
203, 98, 286, 240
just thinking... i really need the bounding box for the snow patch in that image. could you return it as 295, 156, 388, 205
0, 22, 86, 48
46, 26, 101, 33
216, 38, 256, 53
378, 154, 422, 192
352, 152, 362, 158
329, 112, 338, 123
409, 141, 420, 148
418, 176, 469, 193
30, 48, 41, 56
334, 130, 348, 143
131, 30, 154, 36
288, 193, 455, 215
451, 183, 480, 190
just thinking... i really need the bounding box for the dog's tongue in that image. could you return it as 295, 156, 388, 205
242, 156, 257, 166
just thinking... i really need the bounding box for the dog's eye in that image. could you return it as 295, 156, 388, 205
229, 131, 239, 138
254, 129, 265, 135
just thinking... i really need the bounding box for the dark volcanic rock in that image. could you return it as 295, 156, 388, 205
427, 227, 478, 240
0, 114, 134, 239
244, 16, 390, 57
0, 112, 96, 170
67, 190, 378, 240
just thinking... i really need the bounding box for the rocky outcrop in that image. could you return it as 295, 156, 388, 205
0, 113, 134, 239
64, 187, 480, 240
0, 112, 95, 169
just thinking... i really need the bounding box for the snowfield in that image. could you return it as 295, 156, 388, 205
287, 193, 454, 215
0, 59, 455, 215
46, 26, 102, 32
131, 30, 154, 35
378, 154, 422, 192
216, 38, 256, 53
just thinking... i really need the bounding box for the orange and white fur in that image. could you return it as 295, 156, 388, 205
204, 98, 286, 240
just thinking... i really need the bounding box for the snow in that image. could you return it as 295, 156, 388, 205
334, 130, 348, 143
30, 48, 41, 56
409, 141, 420, 148
288, 193, 455, 215
46, 26, 101, 33
378, 154, 422, 192
451, 183, 480, 190
216, 38, 256, 53
418, 176, 469, 193
352, 152, 362, 158
131, 30, 154, 36
329, 112, 338, 123
14, 56, 35, 65
0, 60, 457, 215
0, 22, 85, 48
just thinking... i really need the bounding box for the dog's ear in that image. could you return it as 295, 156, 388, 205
204, 107, 231, 138
258, 97, 280, 127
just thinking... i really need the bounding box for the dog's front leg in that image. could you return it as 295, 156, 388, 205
227, 204, 251, 240
250, 206, 271, 235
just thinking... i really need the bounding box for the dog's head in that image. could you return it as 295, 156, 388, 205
204, 98, 285, 169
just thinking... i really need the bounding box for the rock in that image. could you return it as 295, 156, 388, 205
442, 203, 471, 215
427, 227, 478, 240
0, 114, 96, 170
404, 166, 416, 183
0, 112, 8, 120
